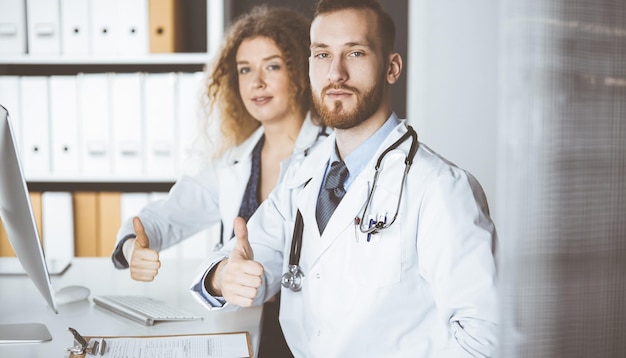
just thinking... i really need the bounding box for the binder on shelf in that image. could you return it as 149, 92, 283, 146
148, 0, 184, 53
59, 0, 91, 55
96, 192, 121, 257
0, 76, 22, 152
77, 73, 112, 177
26, 0, 61, 55
118, 0, 149, 55
176, 71, 206, 175
73, 192, 98, 257
0, 194, 45, 260
144, 73, 178, 178
19, 76, 51, 178
29, 192, 43, 242
89, 0, 119, 55
42, 192, 74, 262
111, 72, 144, 177
49, 75, 80, 176
0, 0, 27, 55
0, 218, 15, 257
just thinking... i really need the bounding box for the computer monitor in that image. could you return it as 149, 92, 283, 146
0, 105, 56, 342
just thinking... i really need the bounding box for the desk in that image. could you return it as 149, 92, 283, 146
0, 258, 263, 357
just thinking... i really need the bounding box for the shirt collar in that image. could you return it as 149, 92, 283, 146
329, 113, 400, 189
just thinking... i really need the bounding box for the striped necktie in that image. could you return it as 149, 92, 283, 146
315, 161, 349, 234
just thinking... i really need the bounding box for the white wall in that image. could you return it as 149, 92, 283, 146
407, 0, 499, 218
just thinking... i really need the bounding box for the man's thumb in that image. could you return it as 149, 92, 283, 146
233, 216, 253, 260
132, 216, 149, 248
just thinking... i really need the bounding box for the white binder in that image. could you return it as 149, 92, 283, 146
19, 76, 51, 178
26, 0, 61, 55
111, 73, 144, 177
59, 0, 91, 55
0, 76, 22, 151
49, 75, 80, 176
118, 0, 149, 55
77, 73, 112, 177
0, 0, 27, 55
42, 192, 75, 263
176, 72, 206, 175
89, 0, 119, 55
144, 73, 178, 179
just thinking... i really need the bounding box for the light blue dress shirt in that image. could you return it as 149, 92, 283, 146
324, 113, 400, 191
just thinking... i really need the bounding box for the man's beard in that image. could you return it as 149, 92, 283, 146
313, 82, 383, 130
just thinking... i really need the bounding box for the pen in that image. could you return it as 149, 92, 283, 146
367, 217, 375, 242
354, 217, 361, 243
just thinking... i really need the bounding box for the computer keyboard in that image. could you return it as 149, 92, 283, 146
93, 295, 203, 326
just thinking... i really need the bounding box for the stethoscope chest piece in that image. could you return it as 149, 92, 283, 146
281, 264, 304, 292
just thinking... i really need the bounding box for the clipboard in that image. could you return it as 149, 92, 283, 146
66, 327, 252, 358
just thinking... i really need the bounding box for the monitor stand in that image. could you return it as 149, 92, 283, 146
0, 323, 52, 343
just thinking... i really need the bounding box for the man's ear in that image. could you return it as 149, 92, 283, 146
386, 53, 403, 85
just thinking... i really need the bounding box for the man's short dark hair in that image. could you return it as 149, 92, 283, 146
313, 0, 396, 54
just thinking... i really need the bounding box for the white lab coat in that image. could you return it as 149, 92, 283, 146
192, 120, 499, 357
112, 114, 325, 267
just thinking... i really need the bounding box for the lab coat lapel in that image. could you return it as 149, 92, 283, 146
217, 128, 264, 236
217, 160, 248, 233
291, 136, 333, 238
302, 123, 411, 266
319, 172, 370, 238
297, 161, 371, 269
287, 134, 334, 264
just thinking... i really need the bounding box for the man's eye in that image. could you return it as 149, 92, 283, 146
349, 51, 364, 57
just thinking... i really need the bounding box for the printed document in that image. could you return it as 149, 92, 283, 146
98, 332, 250, 358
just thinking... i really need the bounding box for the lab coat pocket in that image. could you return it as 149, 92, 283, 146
344, 222, 402, 288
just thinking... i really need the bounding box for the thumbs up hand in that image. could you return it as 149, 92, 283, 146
231, 216, 255, 261
129, 216, 161, 282
212, 217, 264, 307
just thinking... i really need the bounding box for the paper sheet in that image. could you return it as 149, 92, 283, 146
97, 332, 250, 358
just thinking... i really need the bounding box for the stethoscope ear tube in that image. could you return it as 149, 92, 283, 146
282, 211, 305, 292
405, 126, 419, 166
214, 221, 225, 251
358, 126, 418, 234
288, 211, 304, 266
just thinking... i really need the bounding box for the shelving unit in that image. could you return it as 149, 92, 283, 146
0, 0, 226, 191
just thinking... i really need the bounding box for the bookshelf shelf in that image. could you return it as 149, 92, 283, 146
0, 53, 214, 66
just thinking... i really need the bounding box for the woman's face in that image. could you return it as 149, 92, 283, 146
236, 36, 295, 124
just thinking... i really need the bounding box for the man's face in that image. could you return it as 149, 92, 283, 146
309, 8, 387, 130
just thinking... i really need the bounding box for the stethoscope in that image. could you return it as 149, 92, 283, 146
281, 126, 419, 292
214, 125, 330, 251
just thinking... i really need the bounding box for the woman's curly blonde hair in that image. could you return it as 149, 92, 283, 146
201, 6, 312, 158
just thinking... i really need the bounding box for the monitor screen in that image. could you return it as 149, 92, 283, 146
0, 105, 57, 314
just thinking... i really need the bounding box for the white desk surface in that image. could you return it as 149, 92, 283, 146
0, 257, 263, 357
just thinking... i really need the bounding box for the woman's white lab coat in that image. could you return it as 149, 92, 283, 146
193, 120, 499, 357
112, 114, 325, 267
